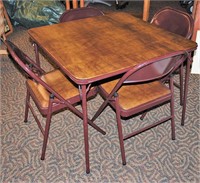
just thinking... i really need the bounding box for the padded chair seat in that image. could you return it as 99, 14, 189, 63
100, 79, 171, 111
27, 69, 80, 108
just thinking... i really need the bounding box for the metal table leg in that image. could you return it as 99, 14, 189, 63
81, 84, 90, 174
181, 56, 191, 126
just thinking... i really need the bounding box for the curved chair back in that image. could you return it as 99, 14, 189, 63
110, 51, 188, 95
59, 7, 104, 22
151, 7, 194, 39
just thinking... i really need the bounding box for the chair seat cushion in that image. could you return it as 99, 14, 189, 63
27, 69, 80, 108
100, 79, 171, 111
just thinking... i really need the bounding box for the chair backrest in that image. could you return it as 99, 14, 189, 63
110, 51, 188, 95
151, 7, 194, 39
65, 0, 85, 10
4, 40, 65, 101
59, 7, 104, 22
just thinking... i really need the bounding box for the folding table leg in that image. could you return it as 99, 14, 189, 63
81, 84, 90, 174
33, 43, 40, 66
181, 57, 191, 126
179, 64, 184, 106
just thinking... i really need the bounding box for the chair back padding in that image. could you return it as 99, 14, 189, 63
92, 51, 188, 166
151, 7, 194, 39
110, 51, 188, 96
60, 7, 104, 22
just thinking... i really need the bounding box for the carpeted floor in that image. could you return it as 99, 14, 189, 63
1, 1, 200, 183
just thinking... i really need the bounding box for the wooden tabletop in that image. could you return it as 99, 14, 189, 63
28, 12, 197, 84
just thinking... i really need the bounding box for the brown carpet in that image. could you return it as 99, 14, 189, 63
1, 1, 200, 182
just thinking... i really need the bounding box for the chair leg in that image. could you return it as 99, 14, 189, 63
179, 64, 184, 106
140, 111, 147, 120
181, 58, 191, 126
91, 98, 109, 122
170, 77, 175, 140
115, 96, 126, 165
81, 85, 90, 174
24, 90, 30, 123
41, 113, 52, 160
41, 101, 53, 160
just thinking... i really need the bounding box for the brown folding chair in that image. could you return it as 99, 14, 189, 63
59, 7, 104, 22
150, 7, 194, 106
91, 51, 188, 165
4, 40, 105, 162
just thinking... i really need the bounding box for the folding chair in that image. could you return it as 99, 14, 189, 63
92, 51, 188, 165
4, 40, 105, 161
151, 7, 194, 106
